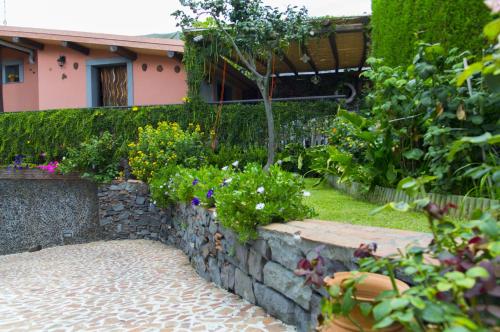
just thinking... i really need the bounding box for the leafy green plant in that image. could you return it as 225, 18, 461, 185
371, 0, 490, 66
448, 133, 500, 199
307, 145, 374, 192
150, 164, 233, 208
207, 145, 267, 169
128, 121, 207, 182
58, 132, 119, 182
335, 42, 500, 196
0, 101, 339, 165
306, 176, 499, 331
215, 163, 315, 242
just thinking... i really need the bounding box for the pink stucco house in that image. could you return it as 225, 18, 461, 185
0, 26, 187, 112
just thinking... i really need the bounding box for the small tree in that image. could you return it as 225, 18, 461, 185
174, 0, 311, 170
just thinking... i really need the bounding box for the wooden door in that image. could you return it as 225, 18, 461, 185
100, 65, 127, 106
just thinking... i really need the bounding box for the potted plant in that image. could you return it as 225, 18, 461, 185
7, 73, 18, 82
296, 176, 499, 332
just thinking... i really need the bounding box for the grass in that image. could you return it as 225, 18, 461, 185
303, 178, 431, 232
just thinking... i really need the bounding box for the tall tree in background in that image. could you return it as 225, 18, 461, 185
174, 0, 311, 170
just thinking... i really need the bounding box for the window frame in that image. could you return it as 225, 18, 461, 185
2, 60, 24, 84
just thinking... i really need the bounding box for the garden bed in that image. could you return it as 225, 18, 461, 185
98, 180, 432, 332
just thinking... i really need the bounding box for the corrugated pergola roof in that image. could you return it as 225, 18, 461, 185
230, 16, 370, 76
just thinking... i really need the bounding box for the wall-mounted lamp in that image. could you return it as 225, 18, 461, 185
57, 55, 66, 68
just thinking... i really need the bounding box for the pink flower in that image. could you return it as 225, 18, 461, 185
38, 161, 59, 174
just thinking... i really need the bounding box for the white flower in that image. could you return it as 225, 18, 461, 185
153, 201, 157, 205
160, 184, 164, 189
225, 178, 233, 184
255, 203, 265, 210
232, 161, 239, 167
302, 191, 311, 197
222, 166, 229, 171
277, 159, 283, 165
164, 192, 168, 195
256, 186, 265, 194
485, 0, 500, 13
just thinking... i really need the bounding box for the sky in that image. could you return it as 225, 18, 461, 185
2, 0, 371, 36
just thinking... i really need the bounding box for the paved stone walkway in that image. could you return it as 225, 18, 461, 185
0, 240, 294, 332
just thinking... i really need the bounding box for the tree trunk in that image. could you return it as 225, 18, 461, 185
259, 86, 275, 171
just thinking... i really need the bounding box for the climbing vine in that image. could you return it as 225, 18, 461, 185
0, 101, 339, 165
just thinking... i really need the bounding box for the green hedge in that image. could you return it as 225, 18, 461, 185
371, 0, 491, 66
0, 101, 338, 164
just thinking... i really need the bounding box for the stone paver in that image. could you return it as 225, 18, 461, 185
0, 240, 295, 332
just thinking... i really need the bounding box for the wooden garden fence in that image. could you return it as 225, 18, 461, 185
327, 176, 498, 220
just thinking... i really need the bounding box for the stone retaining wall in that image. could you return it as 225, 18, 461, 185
0, 170, 100, 255
99, 180, 361, 332
98, 180, 167, 241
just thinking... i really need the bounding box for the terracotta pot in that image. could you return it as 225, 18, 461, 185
321, 272, 410, 332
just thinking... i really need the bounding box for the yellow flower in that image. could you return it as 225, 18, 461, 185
132, 106, 139, 112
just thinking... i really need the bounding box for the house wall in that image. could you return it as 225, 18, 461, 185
133, 54, 187, 105
3, 44, 187, 112
1, 48, 39, 112
36, 45, 111, 110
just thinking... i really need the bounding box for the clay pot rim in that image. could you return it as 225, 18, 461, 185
324, 271, 410, 302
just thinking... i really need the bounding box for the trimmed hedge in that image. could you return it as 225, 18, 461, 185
371, 0, 491, 66
0, 101, 338, 164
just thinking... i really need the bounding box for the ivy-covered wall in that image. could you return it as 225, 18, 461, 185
0, 101, 338, 164
371, 0, 491, 66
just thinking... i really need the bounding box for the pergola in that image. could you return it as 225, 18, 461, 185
201, 16, 371, 103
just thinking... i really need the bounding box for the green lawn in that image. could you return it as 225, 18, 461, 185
303, 178, 431, 232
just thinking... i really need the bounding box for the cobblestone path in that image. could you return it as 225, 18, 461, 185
0, 240, 294, 332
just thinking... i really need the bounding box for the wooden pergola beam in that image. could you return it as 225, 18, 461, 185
281, 53, 298, 76
300, 45, 318, 74
222, 63, 255, 90
328, 33, 340, 74
12, 37, 44, 50
109, 46, 137, 61
61, 41, 90, 56
358, 30, 369, 73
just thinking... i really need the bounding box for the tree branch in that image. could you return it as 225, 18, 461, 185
210, 14, 263, 80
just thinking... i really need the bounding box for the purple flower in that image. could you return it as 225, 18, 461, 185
191, 197, 201, 206
192, 178, 199, 186
206, 189, 214, 199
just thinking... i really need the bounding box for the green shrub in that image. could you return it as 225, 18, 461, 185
207, 145, 267, 168
334, 44, 500, 197
58, 132, 120, 182
128, 122, 207, 182
0, 101, 339, 164
150, 165, 233, 208
149, 162, 314, 242
371, 0, 491, 66
216, 163, 315, 242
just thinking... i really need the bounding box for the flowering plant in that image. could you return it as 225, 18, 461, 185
150, 165, 233, 208
37, 161, 59, 174
216, 163, 315, 242
58, 132, 119, 182
128, 121, 207, 182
